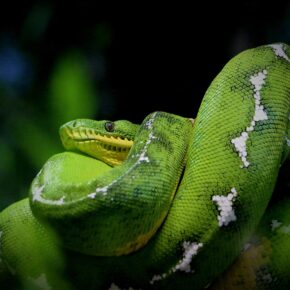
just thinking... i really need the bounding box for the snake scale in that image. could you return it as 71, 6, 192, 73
0, 43, 289, 290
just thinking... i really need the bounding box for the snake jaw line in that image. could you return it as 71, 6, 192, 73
62, 129, 133, 148
62, 131, 133, 166
60, 122, 135, 166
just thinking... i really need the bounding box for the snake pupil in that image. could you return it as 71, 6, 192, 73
105, 121, 115, 132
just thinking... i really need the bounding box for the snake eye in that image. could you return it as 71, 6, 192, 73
105, 121, 115, 132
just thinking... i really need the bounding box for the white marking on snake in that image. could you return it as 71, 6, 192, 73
231, 132, 249, 167
95, 185, 110, 194
212, 188, 238, 227
27, 274, 52, 290
145, 117, 154, 129
138, 132, 155, 163
271, 219, 282, 231
286, 137, 290, 147
268, 43, 290, 62
32, 185, 66, 205
32, 185, 45, 201
89, 114, 157, 197
231, 70, 268, 168
173, 241, 203, 273
150, 241, 203, 284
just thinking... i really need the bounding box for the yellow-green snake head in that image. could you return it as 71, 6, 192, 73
59, 118, 139, 166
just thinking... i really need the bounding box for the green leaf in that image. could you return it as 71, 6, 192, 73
48, 51, 98, 128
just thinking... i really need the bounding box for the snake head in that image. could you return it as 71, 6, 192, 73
59, 119, 139, 166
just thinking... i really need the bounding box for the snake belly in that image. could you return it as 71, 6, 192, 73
0, 43, 289, 290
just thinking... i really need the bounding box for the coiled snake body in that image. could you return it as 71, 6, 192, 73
0, 43, 290, 290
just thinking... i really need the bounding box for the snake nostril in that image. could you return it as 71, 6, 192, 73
72, 121, 78, 127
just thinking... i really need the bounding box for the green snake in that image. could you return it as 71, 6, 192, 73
0, 43, 290, 290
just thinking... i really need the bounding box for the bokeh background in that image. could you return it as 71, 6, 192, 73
0, 1, 290, 210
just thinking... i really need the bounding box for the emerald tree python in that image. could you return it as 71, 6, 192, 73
0, 43, 289, 290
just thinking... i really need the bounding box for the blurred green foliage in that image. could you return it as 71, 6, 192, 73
13, 49, 99, 170
0, 49, 99, 209
49, 51, 98, 127
0, 4, 110, 211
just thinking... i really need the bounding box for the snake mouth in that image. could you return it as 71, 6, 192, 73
73, 137, 133, 153
62, 132, 133, 151
60, 127, 134, 166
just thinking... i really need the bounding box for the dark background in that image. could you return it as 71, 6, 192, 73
0, 1, 290, 209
